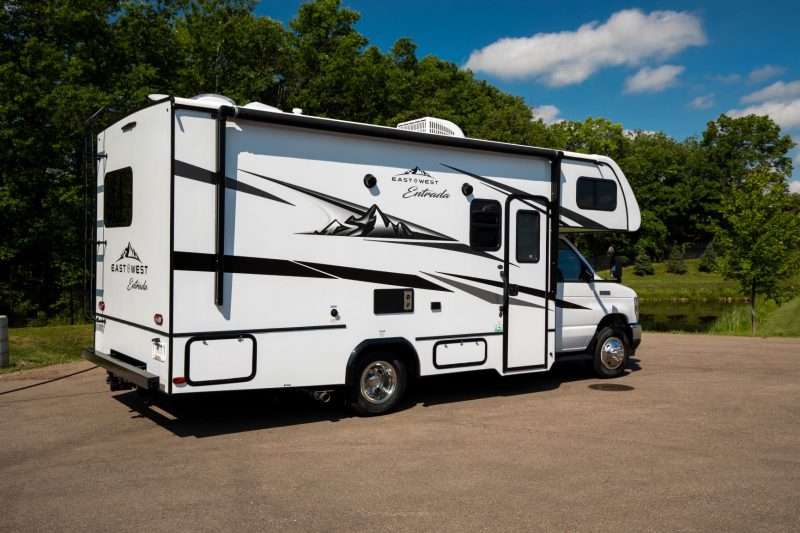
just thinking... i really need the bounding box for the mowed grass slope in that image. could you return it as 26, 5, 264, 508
602, 259, 740, 301
2, 324, 92, 374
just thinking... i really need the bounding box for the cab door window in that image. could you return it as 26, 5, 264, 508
557, 240, 586, 282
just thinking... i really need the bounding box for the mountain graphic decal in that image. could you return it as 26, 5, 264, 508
115, 242, 142, 263
398, 166, 432, 177
314, 204, 420, 238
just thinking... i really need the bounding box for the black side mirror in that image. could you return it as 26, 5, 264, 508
580, 268, 594, 283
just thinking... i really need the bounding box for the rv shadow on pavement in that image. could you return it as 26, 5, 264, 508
113, 357, 641, 438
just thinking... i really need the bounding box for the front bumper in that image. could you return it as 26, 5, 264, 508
629, 323, 642, 351
82, 348, 159, 391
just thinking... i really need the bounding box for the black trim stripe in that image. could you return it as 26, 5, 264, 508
173, 251, 335, 278
441, 163, 608, 231
424, 272, 542, 308
366, 239, 504, 263
437, 271, 589, 310
297, 261, 452, 292
97, 313, 168, 337
416, 331, 502, 342
173, 251, 452, 292
174, 323, 346, 338
174, 160, 294, 206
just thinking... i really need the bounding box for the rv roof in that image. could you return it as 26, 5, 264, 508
166, 95, 606, 165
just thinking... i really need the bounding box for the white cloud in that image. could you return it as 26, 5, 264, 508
748, 65, 785, 83
789, 180, 800, 194
530, 105, 563, 124
689, 93, 715, 109
741, 80, 800, 103
624, 65, 684, 93
464, 9, 706, 86
728, 99, 800, 129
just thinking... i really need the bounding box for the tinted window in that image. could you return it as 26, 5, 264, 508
516, 210, 540, 263
558, 240, 585, 282
576, 177, 617, 211
104, 167, 133, 227
470, 199, 501, 251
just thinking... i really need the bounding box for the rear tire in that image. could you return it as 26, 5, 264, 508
349, 354, 407, 416
592, 327, 628, 379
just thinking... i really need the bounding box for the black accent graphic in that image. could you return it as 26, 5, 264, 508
367, 239, 509, 265
173, 252, 334, 279
296, 261, 451, 292
424, 272, 542, 309
437, 271, 590, 310
314, 204, 416, 238
441, 163, 608, 230
240, 169, 455, 241
173, 251, 451, 292
174, 160, 294, 206
115, 242, 141, 263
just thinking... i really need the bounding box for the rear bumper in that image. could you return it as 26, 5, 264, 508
629, 323, 642, 351
82, 348, 159, 391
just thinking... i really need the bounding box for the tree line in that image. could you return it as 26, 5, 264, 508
1, 0, 798, 325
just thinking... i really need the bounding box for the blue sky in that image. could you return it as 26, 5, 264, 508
256, 1, 800, 187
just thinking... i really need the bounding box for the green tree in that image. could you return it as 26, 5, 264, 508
713, 171, 800, 333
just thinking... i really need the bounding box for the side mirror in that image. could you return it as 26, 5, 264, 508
580, 268, 594, 283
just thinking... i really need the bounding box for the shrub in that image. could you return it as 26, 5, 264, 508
666, 245, 688, 275
698, 241, 718, 273
633, 252, 655, 276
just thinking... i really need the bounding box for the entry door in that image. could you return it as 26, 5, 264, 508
503, 197, 551, 371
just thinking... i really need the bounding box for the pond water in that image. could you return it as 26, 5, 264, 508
639, 301, 749, 332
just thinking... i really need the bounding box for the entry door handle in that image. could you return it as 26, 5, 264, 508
509, 284, 519, 296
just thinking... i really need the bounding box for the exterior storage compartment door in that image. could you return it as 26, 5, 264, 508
185, 334, 257, 386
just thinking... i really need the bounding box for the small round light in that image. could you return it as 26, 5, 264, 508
363, 174, 377, 188
462, 183, 473, 196
98, 301, 105, 312
172, 377, 186, 385
154, 313, 164, 326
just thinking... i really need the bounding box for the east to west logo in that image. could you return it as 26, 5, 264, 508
390, 166, 450, 199
110, 242, 149, 291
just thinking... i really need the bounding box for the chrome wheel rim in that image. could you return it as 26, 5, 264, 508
600, 337, 625, 370
360, 361, 397, 405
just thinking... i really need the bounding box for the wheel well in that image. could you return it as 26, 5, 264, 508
346, 337, 420, 386
590, 313, 632, 351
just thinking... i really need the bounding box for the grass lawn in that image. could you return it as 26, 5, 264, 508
600, 258, 741, 301
2, 324, 92, 374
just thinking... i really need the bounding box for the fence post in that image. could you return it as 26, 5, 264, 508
0, 316, 8, 368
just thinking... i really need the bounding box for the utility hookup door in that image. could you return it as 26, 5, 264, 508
503, 196, 551, 371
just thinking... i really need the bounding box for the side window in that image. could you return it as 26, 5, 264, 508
470, 199, 501, 251
104, 167, 133, 227
576, 177, 617, 211
515, 210, 540, 263
558, 240, 585, 282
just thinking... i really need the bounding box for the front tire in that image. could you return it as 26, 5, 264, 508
349, 355, 407, 416
592, 327, 628, 378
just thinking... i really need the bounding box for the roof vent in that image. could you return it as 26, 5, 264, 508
191, 93, 236, 106
396, 117, 464, 138
243, 102, 283, 113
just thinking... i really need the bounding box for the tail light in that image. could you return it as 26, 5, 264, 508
172, 377, 186, 385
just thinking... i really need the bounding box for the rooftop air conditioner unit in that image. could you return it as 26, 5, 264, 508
396, 117, 464, 138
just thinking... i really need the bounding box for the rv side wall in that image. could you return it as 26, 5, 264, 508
169, 110, 557, 392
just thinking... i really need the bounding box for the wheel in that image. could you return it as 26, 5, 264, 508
592, 327, 628, 378
349, 354, 407, 416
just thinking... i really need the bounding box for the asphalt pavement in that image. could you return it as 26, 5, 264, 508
1, 333, 799, 532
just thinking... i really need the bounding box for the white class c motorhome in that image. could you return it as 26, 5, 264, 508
83, 94, 642, 415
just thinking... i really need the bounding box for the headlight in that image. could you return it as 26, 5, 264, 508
634, 296, 639, 322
